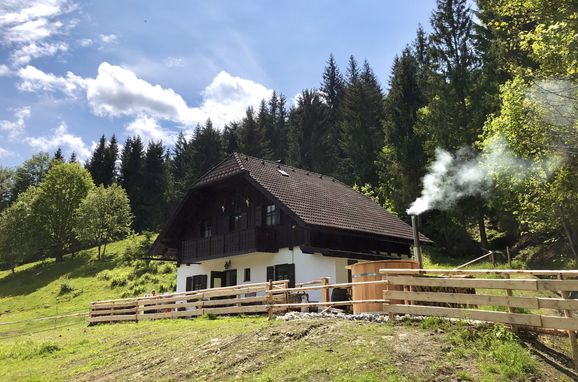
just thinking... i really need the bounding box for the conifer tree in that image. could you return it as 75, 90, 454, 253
120, 136, 145, 231
320, 54, 345, 174
141, 141, 166, 230
87, 135, 108, 185
53, 148, 64, 162
287, 90, 331, 173
69, 152, 77, 163
222, 122, 240, 155
378, 49, 427, 213
192, 119, 224, 175
338, 57, 385, 185
237, 107, 271, 158
102, 134, 118, 186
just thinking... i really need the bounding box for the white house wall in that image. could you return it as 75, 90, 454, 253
176, 247, 350, 302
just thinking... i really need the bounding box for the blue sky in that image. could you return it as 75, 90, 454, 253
0, 0, 436, 167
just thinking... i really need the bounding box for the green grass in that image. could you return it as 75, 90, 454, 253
0, 237, 571, 381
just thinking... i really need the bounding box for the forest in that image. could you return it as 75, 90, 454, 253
1, 0, 577, 269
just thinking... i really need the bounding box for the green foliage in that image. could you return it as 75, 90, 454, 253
0, 186, 43, 269
34, 163, 94, 262
75, 184, 133, 260
10, 152, 51, 204
58, 279, 75, 295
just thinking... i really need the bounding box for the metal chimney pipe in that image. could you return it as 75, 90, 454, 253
411, 215, 423, 269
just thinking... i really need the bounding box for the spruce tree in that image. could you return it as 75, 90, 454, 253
379, 49, 427, 213
69, 152, 77, 163
287, 90, 331, 173
87, 135, 108, 185
120, 136, 145, 231
141, 141, 166, 231
53, 148, 64, 162
237, 107, 271, 158
222, 122, 240, 155
320, 54, 345, 175
338, 57, 385, 185
192, 119, 224, 175
102, 134, 118, 186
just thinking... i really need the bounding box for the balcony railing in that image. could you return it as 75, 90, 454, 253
181, 227, 276, 262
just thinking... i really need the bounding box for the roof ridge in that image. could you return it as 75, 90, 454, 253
232, 152, 337, 180
232, 152, 246, 171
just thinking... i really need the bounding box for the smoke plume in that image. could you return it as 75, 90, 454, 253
406, 137, 563, 216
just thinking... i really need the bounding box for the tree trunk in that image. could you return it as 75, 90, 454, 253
97, 243, 101, 261
560, 212, 578, 263
55, 252, 63, 263
478, 210, 489, 250
102, 241, 108, 259
11, 264, 15, 273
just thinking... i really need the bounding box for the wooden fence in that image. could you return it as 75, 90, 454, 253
89, 268, 578, 369
90, 280, 290, 324
380, 268, 578, 370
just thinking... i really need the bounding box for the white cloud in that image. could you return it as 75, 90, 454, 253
11, 41, 68, 65
163, 56, 185, 68
86, 62, 204, 123
17, 61, 272, 130
25, 121, 91, 161
87, 63, 272, 127
125, 115, 177, 144
17, 65, 86, 97
0, 65, 10, 76
0, 147, 11, 158
0, 106, 31, 140
99, 33, 117, 44
0, 0, 75, 65
77, 38, 92, 47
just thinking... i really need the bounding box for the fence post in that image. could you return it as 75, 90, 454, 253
506, 246, 512, 268
320, 277, 330, 304
503, 274, 517, 332
267, 280, 273, 320
558, 273, 578, 370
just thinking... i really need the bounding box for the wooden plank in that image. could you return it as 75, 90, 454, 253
90, 307, 138, 315
383, 290, 578, 311
138, 309, 203, 320
321, 277, 330, 304
137, 295, 273, 312
89, 314, 137, 323
379, 269, 578, 277
270, 299, 385, 309
91, 301, 139, 309
266, 279, 388, 294
384, 304, 578, 331
205, 305, 270, 315
384, 275, 578, 291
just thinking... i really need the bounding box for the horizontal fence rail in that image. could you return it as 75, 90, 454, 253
90, 280, 290, 324
379, 268, 578, 370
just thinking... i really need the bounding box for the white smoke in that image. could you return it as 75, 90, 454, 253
406, 137, 563, 215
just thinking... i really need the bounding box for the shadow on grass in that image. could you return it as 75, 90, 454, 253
521, 333, 578, 381
0, 252, 116, 298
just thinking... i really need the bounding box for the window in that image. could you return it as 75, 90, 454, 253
264, 204, 280, 226
201, 220, 212, 238
266, 263, 295, 288
229, 212, 247, 232
244, 268, 251, 282
192, 274, 207, 291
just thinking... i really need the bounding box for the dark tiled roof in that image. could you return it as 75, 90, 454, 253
194, 153, 431, 244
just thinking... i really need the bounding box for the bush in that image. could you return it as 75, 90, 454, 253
58, 280, 74, 295
109, 274, 128, 288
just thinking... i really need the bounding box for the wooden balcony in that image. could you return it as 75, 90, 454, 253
181, 227, 276, 262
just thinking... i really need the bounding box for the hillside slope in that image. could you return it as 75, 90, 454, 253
0, 238, 575, 381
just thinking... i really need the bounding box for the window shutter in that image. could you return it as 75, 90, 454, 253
287, 263, 296, 288
255, 205, 262, 227
266, 266, 275, 282
185, 276, 193, 292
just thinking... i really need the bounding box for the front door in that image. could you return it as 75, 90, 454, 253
211, 270, 237, 288
210, 271, 224, 288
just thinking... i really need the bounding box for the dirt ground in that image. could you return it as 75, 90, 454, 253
71, 318, 576, 382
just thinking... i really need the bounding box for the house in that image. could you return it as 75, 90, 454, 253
149, 153, 431, 301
